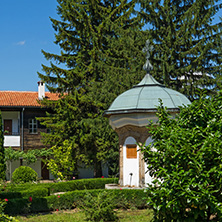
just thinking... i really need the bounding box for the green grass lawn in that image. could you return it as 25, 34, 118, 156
16, 209, 153, 222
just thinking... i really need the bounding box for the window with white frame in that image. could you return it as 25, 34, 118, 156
29, 119, 37, 134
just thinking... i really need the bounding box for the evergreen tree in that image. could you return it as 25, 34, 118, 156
38, 0, 146, 177
0, 111, 6, 180
138, 0, 222, 101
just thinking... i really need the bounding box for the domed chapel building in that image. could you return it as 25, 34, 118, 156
104, 41, 191, 187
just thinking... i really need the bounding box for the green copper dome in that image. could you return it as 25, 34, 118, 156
104, 74, 191, 116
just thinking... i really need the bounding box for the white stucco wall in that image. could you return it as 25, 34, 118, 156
4, 135, 20, 147
123, 136, 139, 187
109, 113, 158, 130
144, 137, 154, 186
23, 159, 42, 178
6, 159, 109, 181
78, 164, 109, 179
2, 111, 20, 134
6, 160, 20, 181
109, 112, 177, 130
2, 111, 20, 147
78, 166, 94, 179
6, 159, 41, 181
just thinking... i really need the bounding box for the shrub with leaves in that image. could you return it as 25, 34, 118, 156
47, 140, 76, 180
4, 189, 147, 215
81, 191, 118, 222
0, 199, 18, 221
142, 92, 222, 221
12, 166, 38, 184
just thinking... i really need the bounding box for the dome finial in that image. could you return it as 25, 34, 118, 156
142, 40, 153, 73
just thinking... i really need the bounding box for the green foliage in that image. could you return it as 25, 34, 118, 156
2, 178, 118, 194
81, 191, 118, 222
0, 199, 18, 221
142, 91, 222, 221
0, 111, 6, 180
16, 209, 152, 222
12, 166, 38, 184
38, 0, 146, 178
45, 178, 118, 194
4, 189, 147, 215
139, 0, 222, 100
5, 147, 52, 164
0, 199, 7, 215
47, 140, 76, 180
0, 187, 49, 199
4, 148, 22, 162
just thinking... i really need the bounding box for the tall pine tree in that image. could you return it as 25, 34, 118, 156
0, 111, 6, 180
38, 0, 146, 177
138, 0, 222, 101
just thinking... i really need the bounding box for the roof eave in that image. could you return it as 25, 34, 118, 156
104, 108, 180, 117
0, 105, 48, 109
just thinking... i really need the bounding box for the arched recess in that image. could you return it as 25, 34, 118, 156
144, 136, 154, 186
123, 136, 139, 187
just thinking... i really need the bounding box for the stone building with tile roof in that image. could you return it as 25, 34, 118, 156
0, 91, 59, 107
1, 81, 109, 180
0, 81, 60, 180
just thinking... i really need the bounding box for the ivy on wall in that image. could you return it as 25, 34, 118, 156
5, 147, 52, 165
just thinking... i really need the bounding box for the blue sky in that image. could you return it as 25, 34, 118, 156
0, 0, 59, 91
0, 1, 221, 92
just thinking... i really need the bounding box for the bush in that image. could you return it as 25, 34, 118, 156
142, 95, 222, 221
0, 198, 18, 221
81, 191, 118, 222
4, 189, 147, 215
0, 187, 49, 199
47, 178, 118, 193
4, 178, 118, 194
12, 166, 38, 184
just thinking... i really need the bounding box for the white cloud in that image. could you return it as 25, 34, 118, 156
16, 40, 26, 46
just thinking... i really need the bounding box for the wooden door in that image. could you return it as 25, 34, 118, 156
41, 159, 49, 180
4, 120, 12, 135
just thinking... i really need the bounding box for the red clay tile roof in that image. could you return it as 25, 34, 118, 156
0, 91, 60, 107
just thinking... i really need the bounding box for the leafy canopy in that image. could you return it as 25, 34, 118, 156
142, 91, 222, 221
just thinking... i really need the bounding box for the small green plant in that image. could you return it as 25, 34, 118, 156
12, 166, 38, 184
0, 198, 18, 221
22, 196, 33, 214
81, 191, 118, 222
47, 140, 76, 180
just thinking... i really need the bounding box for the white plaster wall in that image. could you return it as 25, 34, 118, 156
123, 136, 139, 187
2, 111, 20, 134
6, 160, 108, 181
4, 135, 20, 147
78, 164, 109, 179
144, 137, 154, 186
109, 113, 158, 130
2, 111, 20, 147
49, 172, 54, 180
23, 159, 42, 178
78, 167, 94, 179
6, 160, 20, 181
6, 159, 41, 181
109, 112, 177, 130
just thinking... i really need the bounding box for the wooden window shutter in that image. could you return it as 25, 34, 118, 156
126, 144, 137, 159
